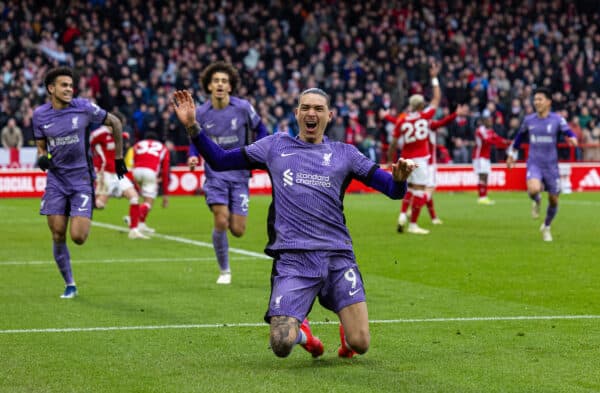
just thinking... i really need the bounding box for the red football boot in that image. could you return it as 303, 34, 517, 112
299, 319, 324, 358
337, 324, 357, 358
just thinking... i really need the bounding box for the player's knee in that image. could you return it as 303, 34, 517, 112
270, 336, 294, 358
71, 233, 88, 245
52, 233, 67, 243
346, 328, 370, 355
230, 225, 245, 237
215, 220, 229, 231
269, 318, 297, 357
528, 185, 542, 195
214, 215, 230, 231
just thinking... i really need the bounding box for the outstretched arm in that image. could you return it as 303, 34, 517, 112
506, 118, 531, 168
187, 143, 199, 170
104, 112, 128, 178
104, 113, 123, 159
429, 62, 442, 109
172, 90, 250, 171
366, 158, 416, 199
430, 112, 456, 130
191, 132, 249, 171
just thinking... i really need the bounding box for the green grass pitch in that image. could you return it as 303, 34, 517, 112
1, 191, 599, 392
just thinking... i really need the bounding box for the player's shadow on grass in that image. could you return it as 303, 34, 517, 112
256, 355, 374, 369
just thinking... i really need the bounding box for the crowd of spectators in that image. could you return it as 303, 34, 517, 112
1, 0, 600, 165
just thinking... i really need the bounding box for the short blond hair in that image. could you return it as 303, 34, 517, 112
409, 94, 425, 110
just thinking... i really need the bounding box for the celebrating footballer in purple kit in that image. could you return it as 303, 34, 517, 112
507, 86, 578, 242
187, 61, 268, 285
173, 87, 417, 360
33, 66, 128, 298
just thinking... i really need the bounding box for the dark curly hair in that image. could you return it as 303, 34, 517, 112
44, 67, 74, 94
200, 61, 239, 94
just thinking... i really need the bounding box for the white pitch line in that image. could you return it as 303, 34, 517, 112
0, 256, 262, 266
493, 198, 600, 206
1, 315, 599, 334
92, 221, 270, 260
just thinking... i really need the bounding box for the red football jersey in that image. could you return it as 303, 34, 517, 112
90, 126, 116, 173
393, 106, 436, 159
473, 125, 509, 160
132, 139, 170, 194
133, 139, 169, 173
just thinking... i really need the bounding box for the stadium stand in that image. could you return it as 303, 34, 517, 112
1, 0, 599, 164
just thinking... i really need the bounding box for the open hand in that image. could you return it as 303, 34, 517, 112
506, 155, 515, 169
187, 156, 199, 170
392, 158, 418, 182
172, 90, 197, 132
429, 61, 441, 78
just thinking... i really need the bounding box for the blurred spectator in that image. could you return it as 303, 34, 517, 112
326, 111, 346, 143
582, 119, 600, 161
1, 117, 23, 148
578, 106, 592, 130
363, 110, 381, 162
275, 118, 294, 137
1, 117, 24, 168
448, 115, 472, 164
568, 115, 584, 161
345, 115, 365, 148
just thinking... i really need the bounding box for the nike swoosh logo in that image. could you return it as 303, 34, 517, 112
205, 123, 215, 129
280, 153, 296, 157
349, 288, 361, 296
78, 208, 88, 212
43, 123, 54, 129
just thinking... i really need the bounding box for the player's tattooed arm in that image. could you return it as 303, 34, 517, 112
36, 139, 51, 171
104, 112, 124, 159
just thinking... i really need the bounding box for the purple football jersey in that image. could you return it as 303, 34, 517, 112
33, 98, 107, 172
518, 112, 571, 167
245, 133, 377, 255
195, 96, 261, 182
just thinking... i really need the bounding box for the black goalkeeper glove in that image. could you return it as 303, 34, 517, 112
115, 158, 128, 179
37, 154, 51, 171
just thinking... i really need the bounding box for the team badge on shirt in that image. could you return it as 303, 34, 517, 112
322, 153, 332, 166
283, 169, 294, 186
72, 116, 79, 130
231, 118, 237, 130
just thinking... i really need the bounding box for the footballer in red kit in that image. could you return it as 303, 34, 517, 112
473, 114, 510, 204
389, 62, 441, 234
90, 125, 147, 239
132, 132, 170, 232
